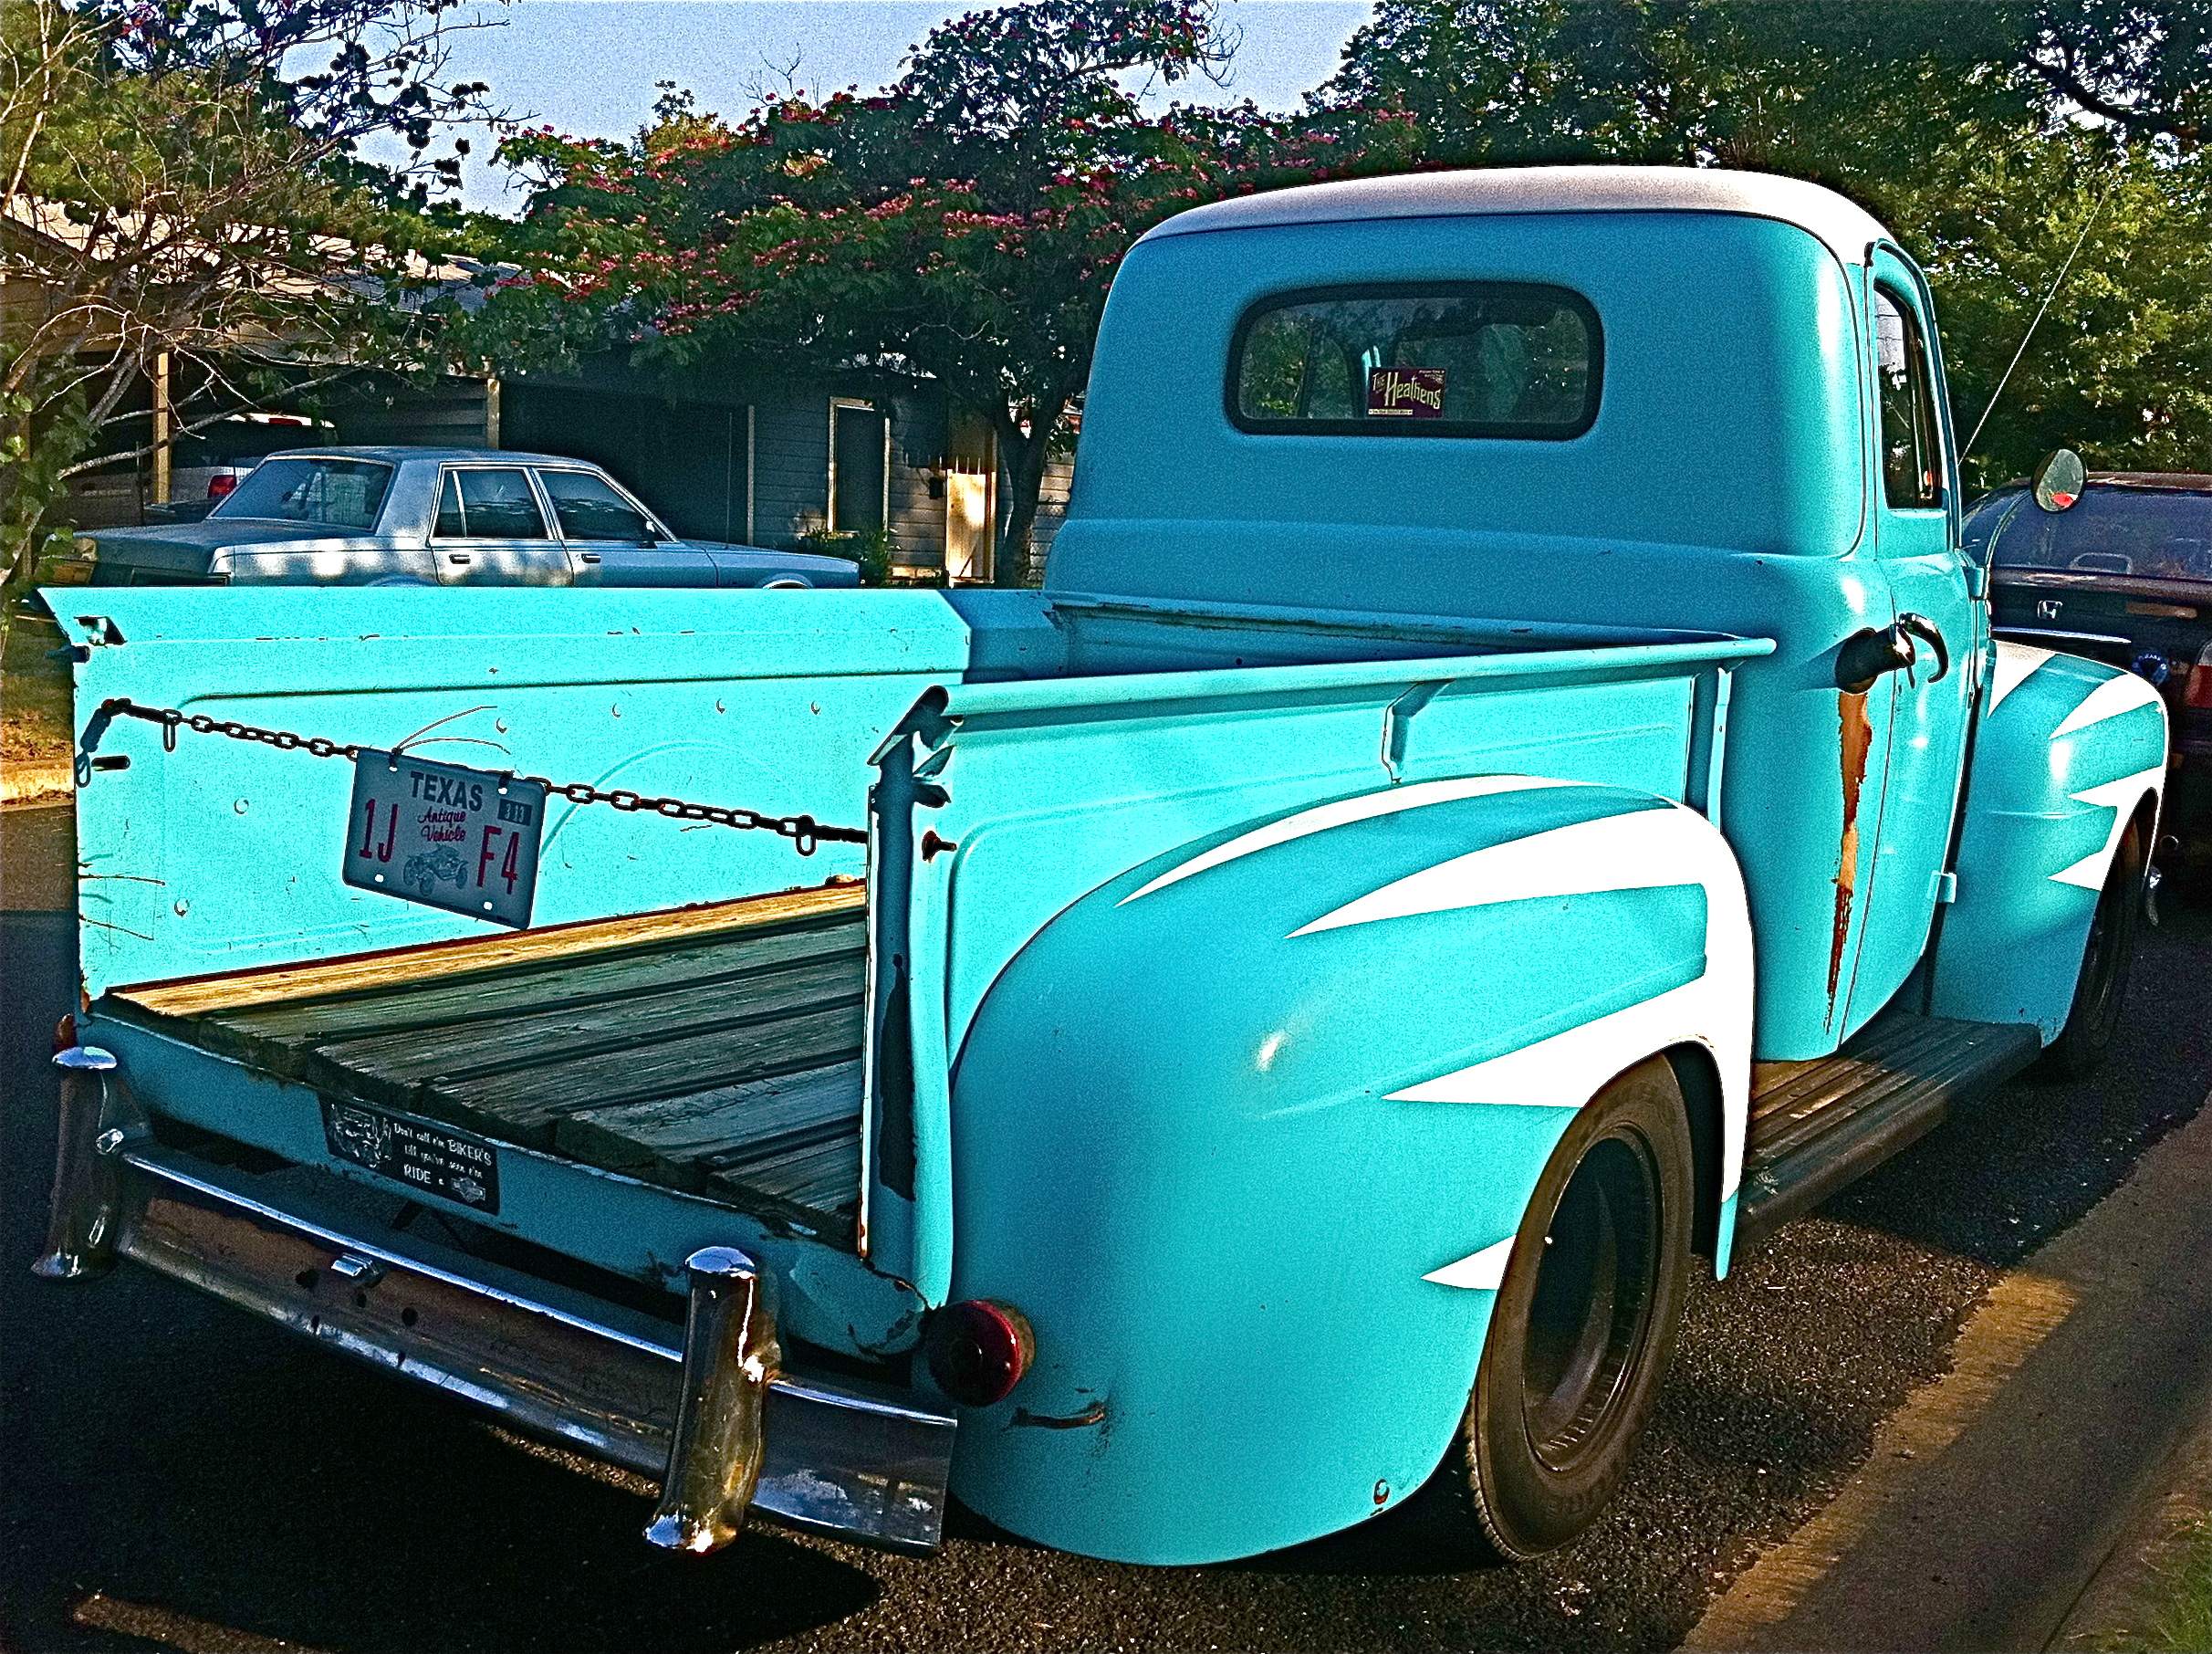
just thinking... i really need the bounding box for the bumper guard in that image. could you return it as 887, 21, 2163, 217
33, 1047, 954, 1556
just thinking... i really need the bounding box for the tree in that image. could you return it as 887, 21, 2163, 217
0, 0, 486, 592
1316, 1, 2212, 485
474, 0, 1416, 583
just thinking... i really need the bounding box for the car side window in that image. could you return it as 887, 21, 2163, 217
1874, 288, 1943, 510
537, 469, 654, 542
433, 473, 467, 539
438, 468, 548, 539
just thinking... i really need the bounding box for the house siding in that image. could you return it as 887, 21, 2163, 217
749, 393, 831, 547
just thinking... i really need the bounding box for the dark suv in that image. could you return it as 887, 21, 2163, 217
1970, 472, 2212, 886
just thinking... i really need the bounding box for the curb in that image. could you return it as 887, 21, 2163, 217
1, 760, 72, 807
1686, 1084, 2212, 1653
2052, 1389, 2212, 1649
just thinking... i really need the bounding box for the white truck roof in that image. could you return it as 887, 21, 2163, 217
1141, 165, 1894, 266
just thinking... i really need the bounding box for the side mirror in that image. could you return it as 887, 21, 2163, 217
2032, 449, 2086, 513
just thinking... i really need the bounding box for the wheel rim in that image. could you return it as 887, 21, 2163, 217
1520, 1130, 1662, 1473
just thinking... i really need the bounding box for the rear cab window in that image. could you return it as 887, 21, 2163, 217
1229, 284, 1602, 438
212, 457, 392, 529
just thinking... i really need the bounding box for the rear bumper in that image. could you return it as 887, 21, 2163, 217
33, 1048, 954, 1555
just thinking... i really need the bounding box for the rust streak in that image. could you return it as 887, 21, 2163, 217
1828, 689, 1875, 1004
1011, 1400, 1109, 1430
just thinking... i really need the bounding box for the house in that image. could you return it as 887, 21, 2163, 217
9, 189, 1071, 581
292, 358, 1074, 584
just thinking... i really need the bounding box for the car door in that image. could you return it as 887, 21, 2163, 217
1845, 247, 1979, 1031
537, 467, 716, 587
430, 466, 571, 585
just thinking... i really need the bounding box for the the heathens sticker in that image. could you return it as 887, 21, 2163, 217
1367, 367, 1446, 418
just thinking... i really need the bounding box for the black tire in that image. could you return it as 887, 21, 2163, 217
1450, 1054, 1694, 1560
2044, 811, 2149, 1080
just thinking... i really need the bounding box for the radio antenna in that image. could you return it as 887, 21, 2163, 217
1964, 172, 2116, 460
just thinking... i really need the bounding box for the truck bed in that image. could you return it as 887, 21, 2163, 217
100, 883, 871, 1242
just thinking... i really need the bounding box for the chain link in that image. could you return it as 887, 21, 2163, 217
95, 698, 867, 855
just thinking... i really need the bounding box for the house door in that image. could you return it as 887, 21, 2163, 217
829, 399, 888, 535
945, 468, 993, 581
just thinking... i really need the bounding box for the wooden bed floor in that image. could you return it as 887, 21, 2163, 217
104, 885, 871, 1240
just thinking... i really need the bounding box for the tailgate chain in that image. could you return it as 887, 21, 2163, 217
86, 697, 869, 855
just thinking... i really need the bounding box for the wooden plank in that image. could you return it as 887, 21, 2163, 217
164, 917, 864, 1083
412, 1000, 866, 1146
554, 1061, 862, 1192
218, 912, 865, 1048
111, 883, 865, 1020
711, 1133, 863, 1215
299, 952, 864, 1097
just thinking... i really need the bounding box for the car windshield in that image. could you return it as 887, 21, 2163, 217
213, 457, 392, 529
1968, 483, 2212, 582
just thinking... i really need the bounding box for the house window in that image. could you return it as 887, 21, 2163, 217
829, 398, 889, 534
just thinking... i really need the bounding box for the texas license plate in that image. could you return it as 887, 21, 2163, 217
342, 749, 547, 927
321, 1099, 500, 1213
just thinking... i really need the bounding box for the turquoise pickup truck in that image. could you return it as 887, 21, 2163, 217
36, 167, 2167, 1566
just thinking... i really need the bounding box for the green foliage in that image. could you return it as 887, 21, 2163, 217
469, 0, 1420, 583
1319, 0, 2212, 487
2098, 1516, 2212, 1652
798, 525, 900, 586
0, 0, 480, 592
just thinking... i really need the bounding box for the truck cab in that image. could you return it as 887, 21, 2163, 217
37, 169, 2166, 1570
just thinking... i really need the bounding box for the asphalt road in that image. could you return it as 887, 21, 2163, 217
4, 796, 2209, 1654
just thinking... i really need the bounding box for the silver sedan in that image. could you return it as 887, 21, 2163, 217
69, 447, 861, 589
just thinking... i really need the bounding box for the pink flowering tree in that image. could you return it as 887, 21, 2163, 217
475, 0, 1415, 581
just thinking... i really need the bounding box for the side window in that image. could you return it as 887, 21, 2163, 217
537, 469, 654, 541
1874, 288, 1943, 509
433, 472, 467, 539
447, 468, 548, 539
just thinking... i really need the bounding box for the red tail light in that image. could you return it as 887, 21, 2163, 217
206, 473, 238, 500
2188, 644, 2212, 711
923, 1299, 1034, 1406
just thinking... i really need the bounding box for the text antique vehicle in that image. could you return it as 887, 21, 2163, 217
37, 169, 2166, 1566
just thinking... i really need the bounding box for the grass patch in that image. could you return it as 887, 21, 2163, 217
3, 594, 74, 769
2106, 1518, 2212, 1652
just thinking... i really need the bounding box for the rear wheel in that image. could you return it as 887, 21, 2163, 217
2044, 812, 2149, 1080
1451, 1055, 1694, 1559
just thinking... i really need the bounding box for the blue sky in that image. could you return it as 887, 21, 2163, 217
425, 0, 1374, 205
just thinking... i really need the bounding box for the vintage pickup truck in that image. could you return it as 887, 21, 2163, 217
37, 168, 2168, 1566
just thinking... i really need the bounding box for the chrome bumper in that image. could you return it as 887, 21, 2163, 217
33, 1048, 954, 1555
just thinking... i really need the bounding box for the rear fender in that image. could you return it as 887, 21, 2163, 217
1931, 644, 2166, 1039
941, 775, 1750, 1564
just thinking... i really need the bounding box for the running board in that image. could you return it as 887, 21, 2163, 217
1734, 1013, 2042, 1253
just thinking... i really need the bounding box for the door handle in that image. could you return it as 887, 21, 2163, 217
1837, 613, 1950, 693
579, 552, 602, 564
1894, 612, 1949, 682
447, 552, 472, 565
